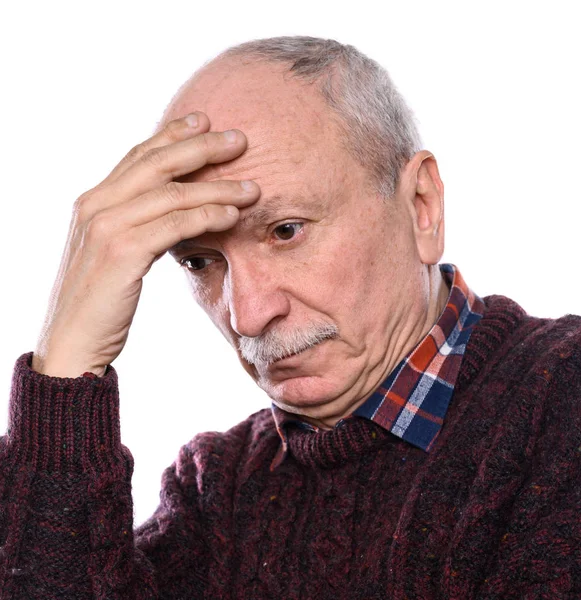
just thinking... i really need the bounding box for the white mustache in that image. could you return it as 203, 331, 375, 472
238, 322, 339, 366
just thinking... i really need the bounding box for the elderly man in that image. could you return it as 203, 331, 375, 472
2, 36, 580, 599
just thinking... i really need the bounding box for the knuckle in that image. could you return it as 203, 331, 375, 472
221, 181, 241, 200
196, 132, 212, 155
142, 146, 168, 169
164, 181, 185, 206
165, 209, 185, 231
73, 192, 91, 215
197, 204, 212, 223
85, 212, 114, 242
123, 142, 145, 165
164, 118, 184, 141
73, 189, 101, 220
211, 182, 228, 202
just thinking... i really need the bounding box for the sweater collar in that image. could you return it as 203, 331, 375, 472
270, 264, 485, 470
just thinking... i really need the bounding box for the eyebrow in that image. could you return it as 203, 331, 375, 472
168, 194, 314, 255
237, 194, 311, 229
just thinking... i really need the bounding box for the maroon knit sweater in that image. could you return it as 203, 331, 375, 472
2, 294, 581, 599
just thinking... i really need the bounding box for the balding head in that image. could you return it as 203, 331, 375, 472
160, 55, 348, 195
159, 36, 422, 200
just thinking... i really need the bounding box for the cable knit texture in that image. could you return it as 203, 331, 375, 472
1, 294, 581, 598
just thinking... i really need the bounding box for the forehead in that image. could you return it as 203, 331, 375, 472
173, 64, 351, 183
164, 58, 335, 158
165, 58, 350, 182
162, 59, 365, 254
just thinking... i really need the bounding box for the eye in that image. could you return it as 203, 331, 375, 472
273, 222, 303, 241
180, 256, 214, 271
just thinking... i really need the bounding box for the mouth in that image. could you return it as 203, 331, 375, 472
268, 339, 328, 366
271, 349, 305, 364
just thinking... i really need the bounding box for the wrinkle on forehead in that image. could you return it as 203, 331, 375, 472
180, 137, 308, 185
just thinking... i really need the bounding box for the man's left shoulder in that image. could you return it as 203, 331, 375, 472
500, 303, 581, 375
525, 311, 581, 430
480, 300, 581, 426
527, 311, 581, 373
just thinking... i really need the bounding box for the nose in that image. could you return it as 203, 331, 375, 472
224, 258, 291, 338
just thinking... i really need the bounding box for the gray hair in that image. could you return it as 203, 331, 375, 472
216, 36, 422, 200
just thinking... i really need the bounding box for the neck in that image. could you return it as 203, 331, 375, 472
424, 263, 452, 341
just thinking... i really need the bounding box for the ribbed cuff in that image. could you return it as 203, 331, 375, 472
6, 352, 129, 474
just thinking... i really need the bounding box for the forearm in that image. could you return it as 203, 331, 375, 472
0, 352, 156, 598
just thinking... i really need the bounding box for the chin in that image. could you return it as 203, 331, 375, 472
244, 340, 363, 416
257, 373, 345, 412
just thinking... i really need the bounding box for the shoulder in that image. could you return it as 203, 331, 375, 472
498, 296, 581, 372
475, 294, 581, 372
459, 294, 581, 432
480, 295, 581, 428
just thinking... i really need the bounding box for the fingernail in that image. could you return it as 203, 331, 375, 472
224, 130, 237, 144
185, 113, 198, 128
241, 180, 255, 192
225, 205, 239, 216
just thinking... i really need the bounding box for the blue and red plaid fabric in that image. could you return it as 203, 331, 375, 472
271, 263, 485, 469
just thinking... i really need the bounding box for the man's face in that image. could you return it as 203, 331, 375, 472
166, 59, 426, 423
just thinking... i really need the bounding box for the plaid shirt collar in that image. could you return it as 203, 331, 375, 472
270, 263, 485, 470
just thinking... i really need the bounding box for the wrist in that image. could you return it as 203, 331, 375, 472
32, 353, 107, 378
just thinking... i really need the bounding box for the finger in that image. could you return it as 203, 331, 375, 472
105, 129, 249, 205
102, 112, 211, 184
136, 203, 243, 260
103, 179, 261, 229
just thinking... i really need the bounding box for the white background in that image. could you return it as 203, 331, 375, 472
1, 0, 579, 527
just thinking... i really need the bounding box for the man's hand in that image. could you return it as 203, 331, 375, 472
32, 112, 260, 377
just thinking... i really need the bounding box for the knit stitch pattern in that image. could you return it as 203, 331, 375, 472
1, 295, 581, 598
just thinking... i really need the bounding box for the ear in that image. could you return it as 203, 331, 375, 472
398, 150, 445, 265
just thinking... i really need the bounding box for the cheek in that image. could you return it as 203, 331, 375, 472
186, 272, 209, 299
304, 220, 405, 328
186, 262, 228, 305
290, 235, 370, 319
323, 225, 377, 286
187, 273, 230, 330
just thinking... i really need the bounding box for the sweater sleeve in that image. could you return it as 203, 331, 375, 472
0, 352, 208, 599
476, 344, 581, 599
